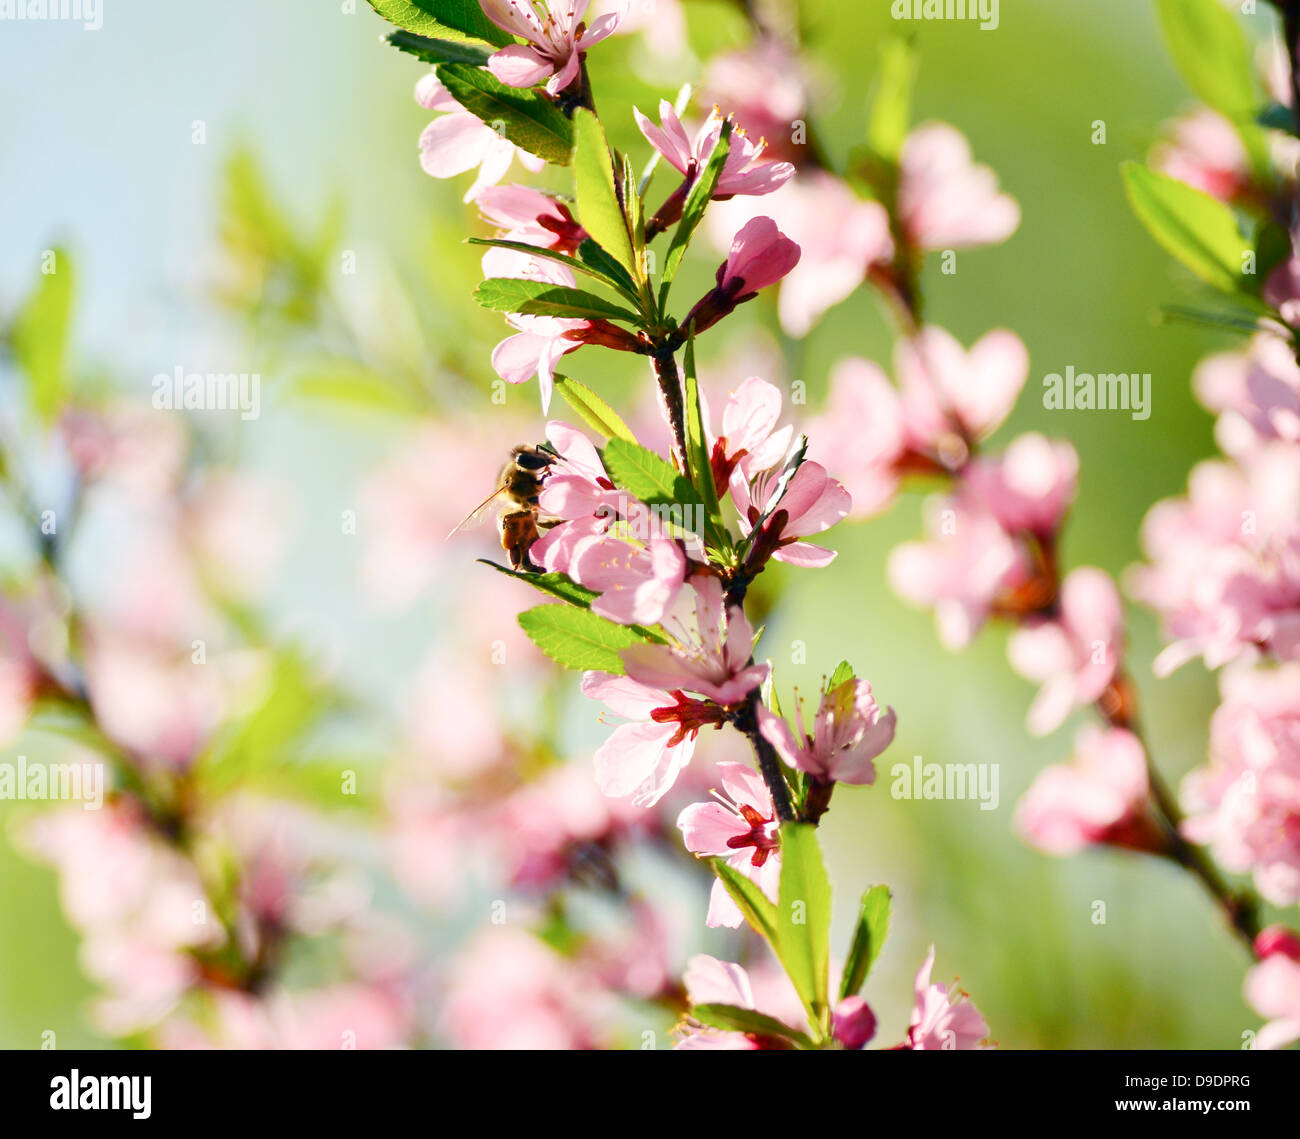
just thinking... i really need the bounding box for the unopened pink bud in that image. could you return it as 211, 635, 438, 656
833, 995, 877, 1050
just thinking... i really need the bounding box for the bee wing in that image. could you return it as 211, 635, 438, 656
446, 487, 508, 539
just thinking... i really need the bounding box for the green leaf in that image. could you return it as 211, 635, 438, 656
690, 1005, 815, 1049
1120, 163, 1250, 295
577, 238, 640, 297
12, 248, 74, 424
712, 859, 780, 945
572, 109, 639, 281
866, 37, 917, 164
384, 29, 492, 65
1258, 102, 1298, 136
662, 122, 731, 293
517, 605, 648, 673
553, 375, 639, 444
682, 334, 726, 548
366, 0, 511, 47
827, 660, 855, 690
478, 559, 599, 608
1154, 0, 1257, 118
438, 64, 573, 166
840, 885, 891, 1000
467, 238, 644, 306
473, 278, 642, 323
602, 438, 701, 516
776, 823, 833, 1028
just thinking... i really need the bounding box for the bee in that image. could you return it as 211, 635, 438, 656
448, 443, 558, 570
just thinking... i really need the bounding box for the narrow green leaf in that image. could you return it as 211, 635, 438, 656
467, 237, 644, 306
712, 859, 779, 945
438, 64, 573, 166
572, 109, 639, 280
577, 238, 640, 297
827, 660, 855, 690
12, 248, 74, 424
553, 375, 639, 444
517, 605, 648, 673
866, 37, 917, 164
840, 885, 891, 1000
1259, 102, 1298, 137
690, 1004, 815, 1048
775, 823, 832, 1026
384, 29, 492, 65
682, 334, 725, 546
366, 0, 511, 47
1120, 163, 1250, 295
478, 560, 599, 607
1154, 0, 1257, 118
473, 278, 642, 323
602, 438, 701, 515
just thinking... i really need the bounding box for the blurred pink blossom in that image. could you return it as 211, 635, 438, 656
1245, 926, 1300, 1050
481, 0, 623, 94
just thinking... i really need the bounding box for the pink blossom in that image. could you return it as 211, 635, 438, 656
897, 122, 1020, 251
477, 184, 587, 253
888, 495, 1032, 649
415, 74, 545, 201
677, 762, 781, 928
833, 996, 877, 1050
480, 0, 623, 95
568, 533, 688, 625
530, 419, 623, 571
485, 254, 589, 412
676, 955, 806, 1049
805, 358, 906, 519
962, 433, 1079, 540
1007, 568, 1124, 736
634, 101, 795, 199
1181, 662, 1300, 904
904, 946, 992, 1050
619, 576, 770, 705
580, 671, 710, 806
689, 216, 801, 333
1014, 726, 1157, 856
710, 174, 893, 335
1130, 448, 1300, 675
1245, 926, 1300, 1050
1151, 109, 1253, 204
730, 459, 852, 568
711, 375, 795, 484
704, 43, 809, 166
1195, 334, 1300, 456
758, 677, 896, 786
895, 326, 1029, 451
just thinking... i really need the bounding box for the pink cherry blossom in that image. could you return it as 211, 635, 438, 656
1181, 662, 1300, 904
704, 42, 810, 166
477, 183, 587, 253
619, 576, 769, 706
634, 101, 795, 199
805, 358, 906, 519
1195, 334, 1300, 456
962, 433, 1079, 540
1245, 927, 1300, 1050
730, 459, 852, 568
888, 495, 1032, 649
758, 677, 896, 786
480, 0, 623, 95
675, 955, 806, 1049
711, 375, 795, 484
568, 533, 688, 626
1007, 567, 1124, 736
833, 995, 877, 1050
895, 325, 1029, 451
1014, 726, 1157, 856
897, 122, 1020, 251
415, 74, 545, 202
1151, 109, 1253, 204
903, 946, 992, 1050
580, 671, 711, 806
485, 253, 590, 412
677, 762, 781, 928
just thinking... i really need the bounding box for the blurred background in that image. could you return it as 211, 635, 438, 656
0, 0, 1275, 1048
